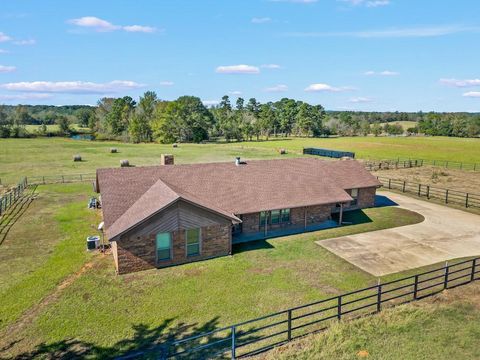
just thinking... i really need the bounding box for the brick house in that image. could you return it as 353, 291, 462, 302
96, 157, 381, 274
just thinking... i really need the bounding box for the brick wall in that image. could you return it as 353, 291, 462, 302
241, 213, 260, 233
357, 187, 376, 208
114, 224, 231, 274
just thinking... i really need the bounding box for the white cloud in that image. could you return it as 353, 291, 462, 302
251, 17, 271, 24
261, 64, 282, 69
286, 25, 480, 38
14, 39, 36, 46
159, 81, 174, 86
463, 91, 480, 98
304, 83, 353, 92
202, 100, 220, 106
0, 65, 16, 73
230, 90, 243, 96
68, 16, 157, 33
0, 80, 145, 94
215, 64, 260, 74
440, 78, 480, 88
365, 70, 399, 76
366, 0, 390, 7
123, 25, 157, 33
0, 32, 12, 42
0, 93, 53, 101
0, 49, 10, 54
348, 96, 372, 103
264, 84, 288, 92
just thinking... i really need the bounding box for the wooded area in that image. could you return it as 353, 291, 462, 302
1, 93, 479, 141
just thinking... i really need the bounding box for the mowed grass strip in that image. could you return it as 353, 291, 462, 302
259, 281, 480, 360
0, 183, 424, 357
0, 184, 98, 331
1, 136, 479, 183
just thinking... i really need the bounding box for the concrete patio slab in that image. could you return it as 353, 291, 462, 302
317, 191, 480, 276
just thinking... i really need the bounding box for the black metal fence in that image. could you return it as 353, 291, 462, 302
0, 178, 28, 216
303, 147, 355, 159
377, 176, 480, 209
124, 258, 479, 359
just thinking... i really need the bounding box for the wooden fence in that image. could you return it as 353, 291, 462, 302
365, 159, 423, 171
0, 178, 28, 216
368, 158, 479, 172
118, 257, 480, 359
377, 176, 480, 209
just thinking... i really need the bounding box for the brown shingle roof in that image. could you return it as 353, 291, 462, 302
97, 158, 381, 240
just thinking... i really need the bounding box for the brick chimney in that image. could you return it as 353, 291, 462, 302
161, 154, 174, 165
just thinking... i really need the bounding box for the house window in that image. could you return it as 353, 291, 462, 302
259, 211, 267, 227
156, 233, 171, 262
281, 208, 291, 222
186, 228, 201, 257
271, 210, 281, 224
351, 188, 359, 206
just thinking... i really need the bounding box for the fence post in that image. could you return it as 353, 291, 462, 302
471, 259, 477, 282
433, 160, 436, 166
445, 189, 449, 204
426, 185, 430, 199
444, 262, 449, 290
402, 181, 406, 193
418, 184, 421, 196
465, 193, 469, 208
62, 175, 64, 183
446, 161, 449, 169
377, 283, 382, 313
413, 275, 419, 300
388, 179, 391, 189
43, 176, 45, 185
80, 174, 83, 181
231, 325, 236, 360
287, 309, 292, 341
460, 162, 463, 170
337, 296, 342, 320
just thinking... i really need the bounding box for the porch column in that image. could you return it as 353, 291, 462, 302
304, 207, 307, 229
338, 203, 343, 225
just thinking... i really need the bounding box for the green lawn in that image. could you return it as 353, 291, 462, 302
1, 136, 479, 184
0, 183, 424, 358
261, 281, 480, 360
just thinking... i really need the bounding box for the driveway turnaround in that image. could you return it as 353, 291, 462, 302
318, 191, 480, 276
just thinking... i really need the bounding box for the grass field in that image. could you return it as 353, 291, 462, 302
260, 281, 480, 360
0, 183, 425, 358
1, 136, 479, 184
378, 121, 417, 130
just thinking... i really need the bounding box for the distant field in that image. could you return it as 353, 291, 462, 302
378, 121, 417, 130
0, 136, 479, 184
24, 124, 89, 133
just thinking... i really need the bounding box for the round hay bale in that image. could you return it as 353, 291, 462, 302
110, 147, 118, 153
279, 148, 286, 155
120, 159, 129, 167
172, 143, 178, 148
73, 154, 82, 162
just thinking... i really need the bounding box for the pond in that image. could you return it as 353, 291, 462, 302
71, 134, 94, 141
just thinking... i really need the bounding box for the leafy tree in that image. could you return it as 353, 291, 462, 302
56, 115, 71, 135
0, 105, 12, 138
371, 122, 382, 137
76, 108, 95, 128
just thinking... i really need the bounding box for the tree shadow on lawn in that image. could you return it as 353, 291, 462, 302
4, 316, 261, 360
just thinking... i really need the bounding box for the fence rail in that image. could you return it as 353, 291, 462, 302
121, 257, 480, 359
0, 178, 28, 216
378, 176, 480, 209
367, 158, 479, 172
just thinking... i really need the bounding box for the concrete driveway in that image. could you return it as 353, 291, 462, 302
318, 191, 480, 276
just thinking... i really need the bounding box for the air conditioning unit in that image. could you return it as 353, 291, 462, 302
86, 235, 100, 251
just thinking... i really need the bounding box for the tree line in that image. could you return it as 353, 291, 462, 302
1, 93, 479, 140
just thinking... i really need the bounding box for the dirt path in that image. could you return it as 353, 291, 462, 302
0, 259, 98, 353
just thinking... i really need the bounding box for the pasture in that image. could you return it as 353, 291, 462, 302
0, 183, 424, 358
1, 136, 479, 184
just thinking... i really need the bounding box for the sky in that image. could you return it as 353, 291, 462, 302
0, 0, 480, 112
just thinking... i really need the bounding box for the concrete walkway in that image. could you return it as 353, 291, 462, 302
318, 191, 480, 276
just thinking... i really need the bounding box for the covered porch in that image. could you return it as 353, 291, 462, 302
232, 219, 340, 244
